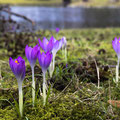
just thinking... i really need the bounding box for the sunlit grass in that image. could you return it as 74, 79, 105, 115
1, 0, 120, 6
70, 0, 120, 7
0, 0, 62, 6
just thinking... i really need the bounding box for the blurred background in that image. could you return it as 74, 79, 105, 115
1, 0, 120, 32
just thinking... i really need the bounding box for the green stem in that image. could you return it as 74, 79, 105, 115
52, 54, 56, 73
97, 67, 100, 89
65, 47, 67, 63
49, 53, 56, 77
18, 84, 23, 117
49, 61, 53, 78
43, 71, 46, 105
116, 58, 119, 83
116, 65, 118, 83
32, 67, 35, 107
118, 58, 120, 70
62, 46, 64, 56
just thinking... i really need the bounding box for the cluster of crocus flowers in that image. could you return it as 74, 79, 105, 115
25, 45, 40, 106
9, 35, 67, 117
112, 37, 120, 83
39, 36, 64, 77
9, 56, 25, 117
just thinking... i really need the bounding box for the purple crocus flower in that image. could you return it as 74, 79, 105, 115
38, 51, 53, 73
62, 36, 67, 47
9, 56, 25, 117
25, 44, 40, 107
25, 44, 40, 68
48, 38, 64, 77
52, 38, 64, 55
9, 56, 26, 82
56, 28, 60, 33
38, 51, 52, 105
112, 37, 120, 58
38, 37, 54, 53
112, 37, 120, 83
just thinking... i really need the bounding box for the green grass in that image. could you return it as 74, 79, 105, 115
0, 0, 62, 6
1, 0, 120, 7
70, 0, 120, 7
1, 28, 120, 119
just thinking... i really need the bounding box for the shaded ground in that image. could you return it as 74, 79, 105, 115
0, 28, 120, 119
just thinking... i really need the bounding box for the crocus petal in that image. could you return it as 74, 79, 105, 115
38, 51, 53, 72
17, 58, 25, 81
9, 56, 26, 82
47, 38, 54, 52
44, 52, 52, 68
39, 36, 55, 53
49, 36, 54, 42
42, 37, 49, 52
112, 37, 120, 58
25, 45, 32, 62
25, 45, 39, 67
59, 39, 64, 49
54, 40, 60, 50
52, 39, 63, 54
38, 38, 44, 50
38, 51, 44, 68
31, 45, 40, 60
41, 52, 46, 67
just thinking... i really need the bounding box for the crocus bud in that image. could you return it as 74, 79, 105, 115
56, 28, 60, 33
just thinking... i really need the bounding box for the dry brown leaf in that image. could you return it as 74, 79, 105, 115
108, 100, 120, 108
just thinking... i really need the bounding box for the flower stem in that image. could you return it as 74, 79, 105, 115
62, 46, 64, 56
43, 71, 46, 105
18, 84, 23, 117
116, 58, 120, 83
49, 54, 56, 77
49, 61, 53, 78
118, 58, 119, 72
97, 67, 100, 89
53, 54, 55, 72
65, 47, 67, 63
32, 67, 35, 107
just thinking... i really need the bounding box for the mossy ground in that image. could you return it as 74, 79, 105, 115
0, 28, 120, 119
